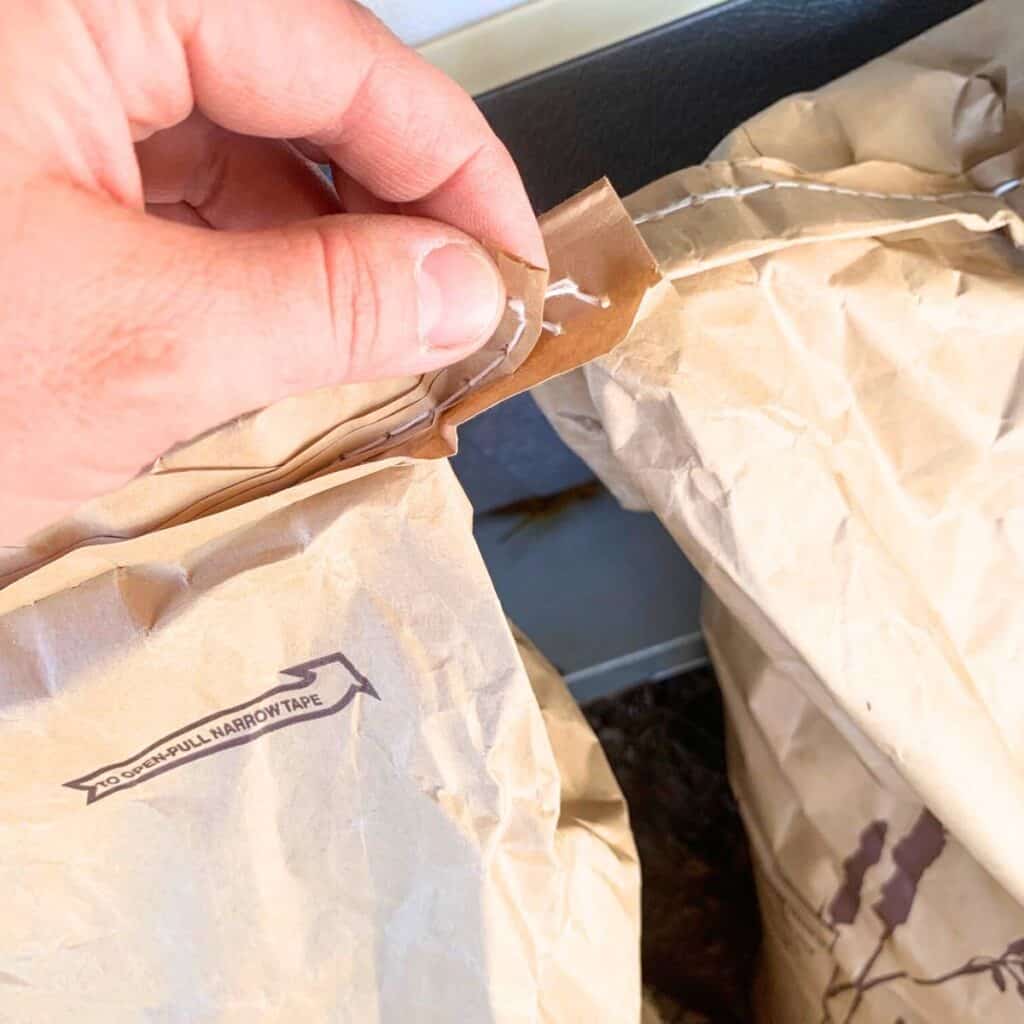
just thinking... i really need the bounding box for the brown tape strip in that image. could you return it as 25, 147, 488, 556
406, 178, 661, 459
0, 179, 658, 587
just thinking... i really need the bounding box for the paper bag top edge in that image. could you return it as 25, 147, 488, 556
0, 180, 659, 587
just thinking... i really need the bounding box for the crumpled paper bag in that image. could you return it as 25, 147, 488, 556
535, 1, 1024, 1020
0, 181, 653, 1022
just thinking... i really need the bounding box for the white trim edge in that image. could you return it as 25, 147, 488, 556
420, 0, 728, 97
566, 632, 708, 702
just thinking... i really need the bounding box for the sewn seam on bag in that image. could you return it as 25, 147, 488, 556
632, 177, 1023, 226
0, 273, 616, 586
336, 279, 612, 465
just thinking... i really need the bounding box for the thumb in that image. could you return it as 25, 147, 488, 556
163, 209, 509, 412
50, 189, 508, 461
0, 184, 509, 535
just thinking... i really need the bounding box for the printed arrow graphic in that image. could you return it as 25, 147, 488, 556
64, 652, 379, 805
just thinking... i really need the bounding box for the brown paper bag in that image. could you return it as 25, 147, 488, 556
535, 2, 1024, 1020
0, 182, 653, 1022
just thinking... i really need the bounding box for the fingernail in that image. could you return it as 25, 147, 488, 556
417, 244, 505, 351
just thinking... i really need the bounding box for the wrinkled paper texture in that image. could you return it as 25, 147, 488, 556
535, 2, 1024, 1020
0, 182, 653, 1022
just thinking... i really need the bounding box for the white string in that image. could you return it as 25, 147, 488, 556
336, 277, 611, 464
632, 177, 1024, 226
545, 277, 612, 308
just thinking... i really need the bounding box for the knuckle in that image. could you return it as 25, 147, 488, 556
76, 0, 195, 137
313, 224, 384, 381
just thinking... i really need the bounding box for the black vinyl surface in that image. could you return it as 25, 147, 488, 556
478, 0, 978, 213
452, 0, 979, 692
454, 0, 977, 513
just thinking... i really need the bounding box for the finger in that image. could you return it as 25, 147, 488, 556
16, 184, 507, 482
288, 139, 330, 165
76, 0, 546, 266
136, 111, 341, 229
330, 164, 395, 217
146, 201, 210, 227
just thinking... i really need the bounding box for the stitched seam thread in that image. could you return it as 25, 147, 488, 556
337, 278, 610, 464
632, 176, 1023, 226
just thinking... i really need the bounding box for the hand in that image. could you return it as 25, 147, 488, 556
0, 0, 545, 543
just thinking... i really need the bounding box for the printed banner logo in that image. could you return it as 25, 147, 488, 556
65, 652, 379, 805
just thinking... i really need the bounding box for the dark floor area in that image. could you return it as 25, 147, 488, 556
584, 668, 761, 1023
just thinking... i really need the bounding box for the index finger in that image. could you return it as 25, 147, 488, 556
87, 0, 546, 266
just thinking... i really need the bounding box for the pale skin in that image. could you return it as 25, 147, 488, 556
0, 0, 546, 544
